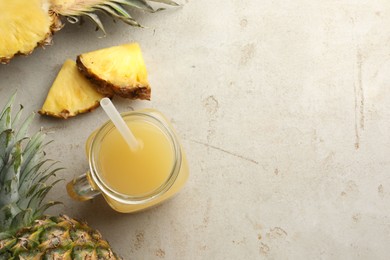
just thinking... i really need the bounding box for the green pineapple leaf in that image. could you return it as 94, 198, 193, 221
54, 0, 179, 35
0, 95, 61, 235
148, 0, 179, 6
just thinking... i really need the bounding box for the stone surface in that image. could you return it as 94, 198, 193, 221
1, 0, 390, 259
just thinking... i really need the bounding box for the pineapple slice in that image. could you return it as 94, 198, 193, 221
77, 43, 151, 100
0, 0, 61, 63
0, 0, 178, 64
39, 59, 107, 119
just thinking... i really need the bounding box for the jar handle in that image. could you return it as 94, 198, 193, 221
66, 172, 101, 201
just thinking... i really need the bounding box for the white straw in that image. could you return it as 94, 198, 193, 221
100, 98, 139, 151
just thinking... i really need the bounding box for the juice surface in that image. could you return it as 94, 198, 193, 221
98, 120, 174, 196
104, 154, 188, 213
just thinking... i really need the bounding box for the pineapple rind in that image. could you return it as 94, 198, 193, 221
39, 59, 107, 119
77, 43, 151, 100
1, 215, 120, 259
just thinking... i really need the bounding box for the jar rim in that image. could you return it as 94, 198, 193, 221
89, 110, 181, 205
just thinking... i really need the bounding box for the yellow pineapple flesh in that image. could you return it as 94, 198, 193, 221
39, 59, 107, 119
77, 43, 151, 100
0, 0, 61, 64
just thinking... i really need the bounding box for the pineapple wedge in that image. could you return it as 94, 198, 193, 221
39, 59, 107, 119
77, 43, 151, 100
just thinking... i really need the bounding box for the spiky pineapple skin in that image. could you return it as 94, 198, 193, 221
0, 215, 120, 259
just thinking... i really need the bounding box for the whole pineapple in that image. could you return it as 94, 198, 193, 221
0, 95, 120, 259
0, 0, 178, 64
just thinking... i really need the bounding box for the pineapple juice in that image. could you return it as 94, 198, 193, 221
98, 120, 173, 196
84, 109, 189, 213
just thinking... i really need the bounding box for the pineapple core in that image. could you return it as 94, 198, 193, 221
0, 0, 53, 63
39, 59, 106, 119
77, 43, 151, 100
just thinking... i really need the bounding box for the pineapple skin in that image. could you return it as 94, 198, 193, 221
0, 215, 120, 259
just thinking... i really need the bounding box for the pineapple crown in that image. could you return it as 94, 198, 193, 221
0, 94, 62, 238
51, 0, 179, 34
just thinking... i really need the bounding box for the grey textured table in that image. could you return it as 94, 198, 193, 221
1, 1, 390, 259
